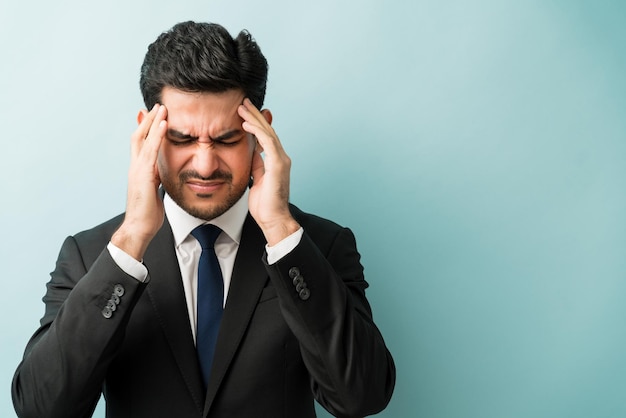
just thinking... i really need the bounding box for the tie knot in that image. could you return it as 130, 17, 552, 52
191, 224, 222, 249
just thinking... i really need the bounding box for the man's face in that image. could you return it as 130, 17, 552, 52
156, 87, 256, 220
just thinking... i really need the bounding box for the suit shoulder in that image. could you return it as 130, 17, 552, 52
71, 213, 125, 250
289, 204, 345, 233
288, 204, 356, 253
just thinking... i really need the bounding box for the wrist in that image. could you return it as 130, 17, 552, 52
111, 223, 153, 261
260, 217, 301, 247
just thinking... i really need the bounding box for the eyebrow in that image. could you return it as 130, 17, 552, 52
167, 128, 244, 142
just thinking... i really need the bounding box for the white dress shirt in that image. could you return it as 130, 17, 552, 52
107, 189, 303, 342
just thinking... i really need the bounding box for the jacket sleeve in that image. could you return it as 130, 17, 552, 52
12, 235, 148, 418
264, 227, 396, 418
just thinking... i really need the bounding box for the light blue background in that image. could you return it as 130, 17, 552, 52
2, 1, 625, 417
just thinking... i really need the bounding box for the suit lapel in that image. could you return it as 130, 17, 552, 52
203, 214, 269, 416
143, 219, 205, 415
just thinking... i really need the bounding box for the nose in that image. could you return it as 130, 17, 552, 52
192, 142, 220, 178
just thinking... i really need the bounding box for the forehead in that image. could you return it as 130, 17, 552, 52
161, 87, 245, 136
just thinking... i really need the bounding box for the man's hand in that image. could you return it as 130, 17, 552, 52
111, 104, 168, 260
238, 98, 300, 246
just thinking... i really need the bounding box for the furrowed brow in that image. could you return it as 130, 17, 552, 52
167, 129, 198, 141
210, 129, 244, 142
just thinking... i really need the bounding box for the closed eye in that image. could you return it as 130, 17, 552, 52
213, 134, 244, 147
167, 129, 197, 146
165, 128, 245, 147
168, 137, 196, 146
211, 130, 245, 146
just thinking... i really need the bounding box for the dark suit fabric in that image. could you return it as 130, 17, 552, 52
12, 205, 395, 418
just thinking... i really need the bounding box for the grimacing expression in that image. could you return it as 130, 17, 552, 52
156, 87, 256, 220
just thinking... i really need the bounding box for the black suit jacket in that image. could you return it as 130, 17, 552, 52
12, 205, 395, 418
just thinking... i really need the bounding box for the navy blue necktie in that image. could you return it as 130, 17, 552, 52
191, 224, 224, 388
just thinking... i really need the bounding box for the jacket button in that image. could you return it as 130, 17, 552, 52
292, 275, 304, 286
102, 306, 113, 319
298, 288, 310, 301
113, 284, 125, 297
106, 300, 117, 311
296, 281, 307, 293
288, 267, 300, 279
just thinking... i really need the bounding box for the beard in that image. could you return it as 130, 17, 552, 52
161, 168, 249, 221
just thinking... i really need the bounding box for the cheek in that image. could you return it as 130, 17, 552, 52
156, 150, 169, 177
157, 146, 186, 176
244, 137, 257, 165
247, 134, 258, 153
228, 153, 252, 171
232, 138, 256, 167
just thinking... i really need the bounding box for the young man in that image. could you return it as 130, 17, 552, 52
12, 21, 395, 418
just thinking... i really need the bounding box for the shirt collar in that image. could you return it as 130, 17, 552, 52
164, 189, 249, 247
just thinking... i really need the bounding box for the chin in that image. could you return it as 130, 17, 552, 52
183, 202, 230, 221
184, 191, 244, 221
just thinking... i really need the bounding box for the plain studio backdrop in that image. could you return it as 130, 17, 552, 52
1, 1, 625, 417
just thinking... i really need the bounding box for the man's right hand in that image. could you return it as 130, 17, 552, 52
111, 104, 168, 261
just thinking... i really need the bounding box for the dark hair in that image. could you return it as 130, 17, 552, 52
140, 21, 268, 109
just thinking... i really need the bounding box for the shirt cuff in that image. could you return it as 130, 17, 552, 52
107, 242, 149, 282
265, 227, 304, 265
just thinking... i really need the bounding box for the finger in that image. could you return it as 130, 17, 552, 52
131, 104, 161, 156
238, 99, 276, 138
239, 102, 284, 157
141, 105, 167, 161
238, 98, 268, 126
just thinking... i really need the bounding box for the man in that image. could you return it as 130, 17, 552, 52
12, 21, 395, 418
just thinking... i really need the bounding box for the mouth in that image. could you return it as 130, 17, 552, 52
186, 180, 226, 195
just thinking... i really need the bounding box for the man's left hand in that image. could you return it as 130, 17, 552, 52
238, 98, 300, 246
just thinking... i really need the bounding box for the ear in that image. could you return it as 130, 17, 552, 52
260, 108, 273, 124
137, 109, 148, 125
